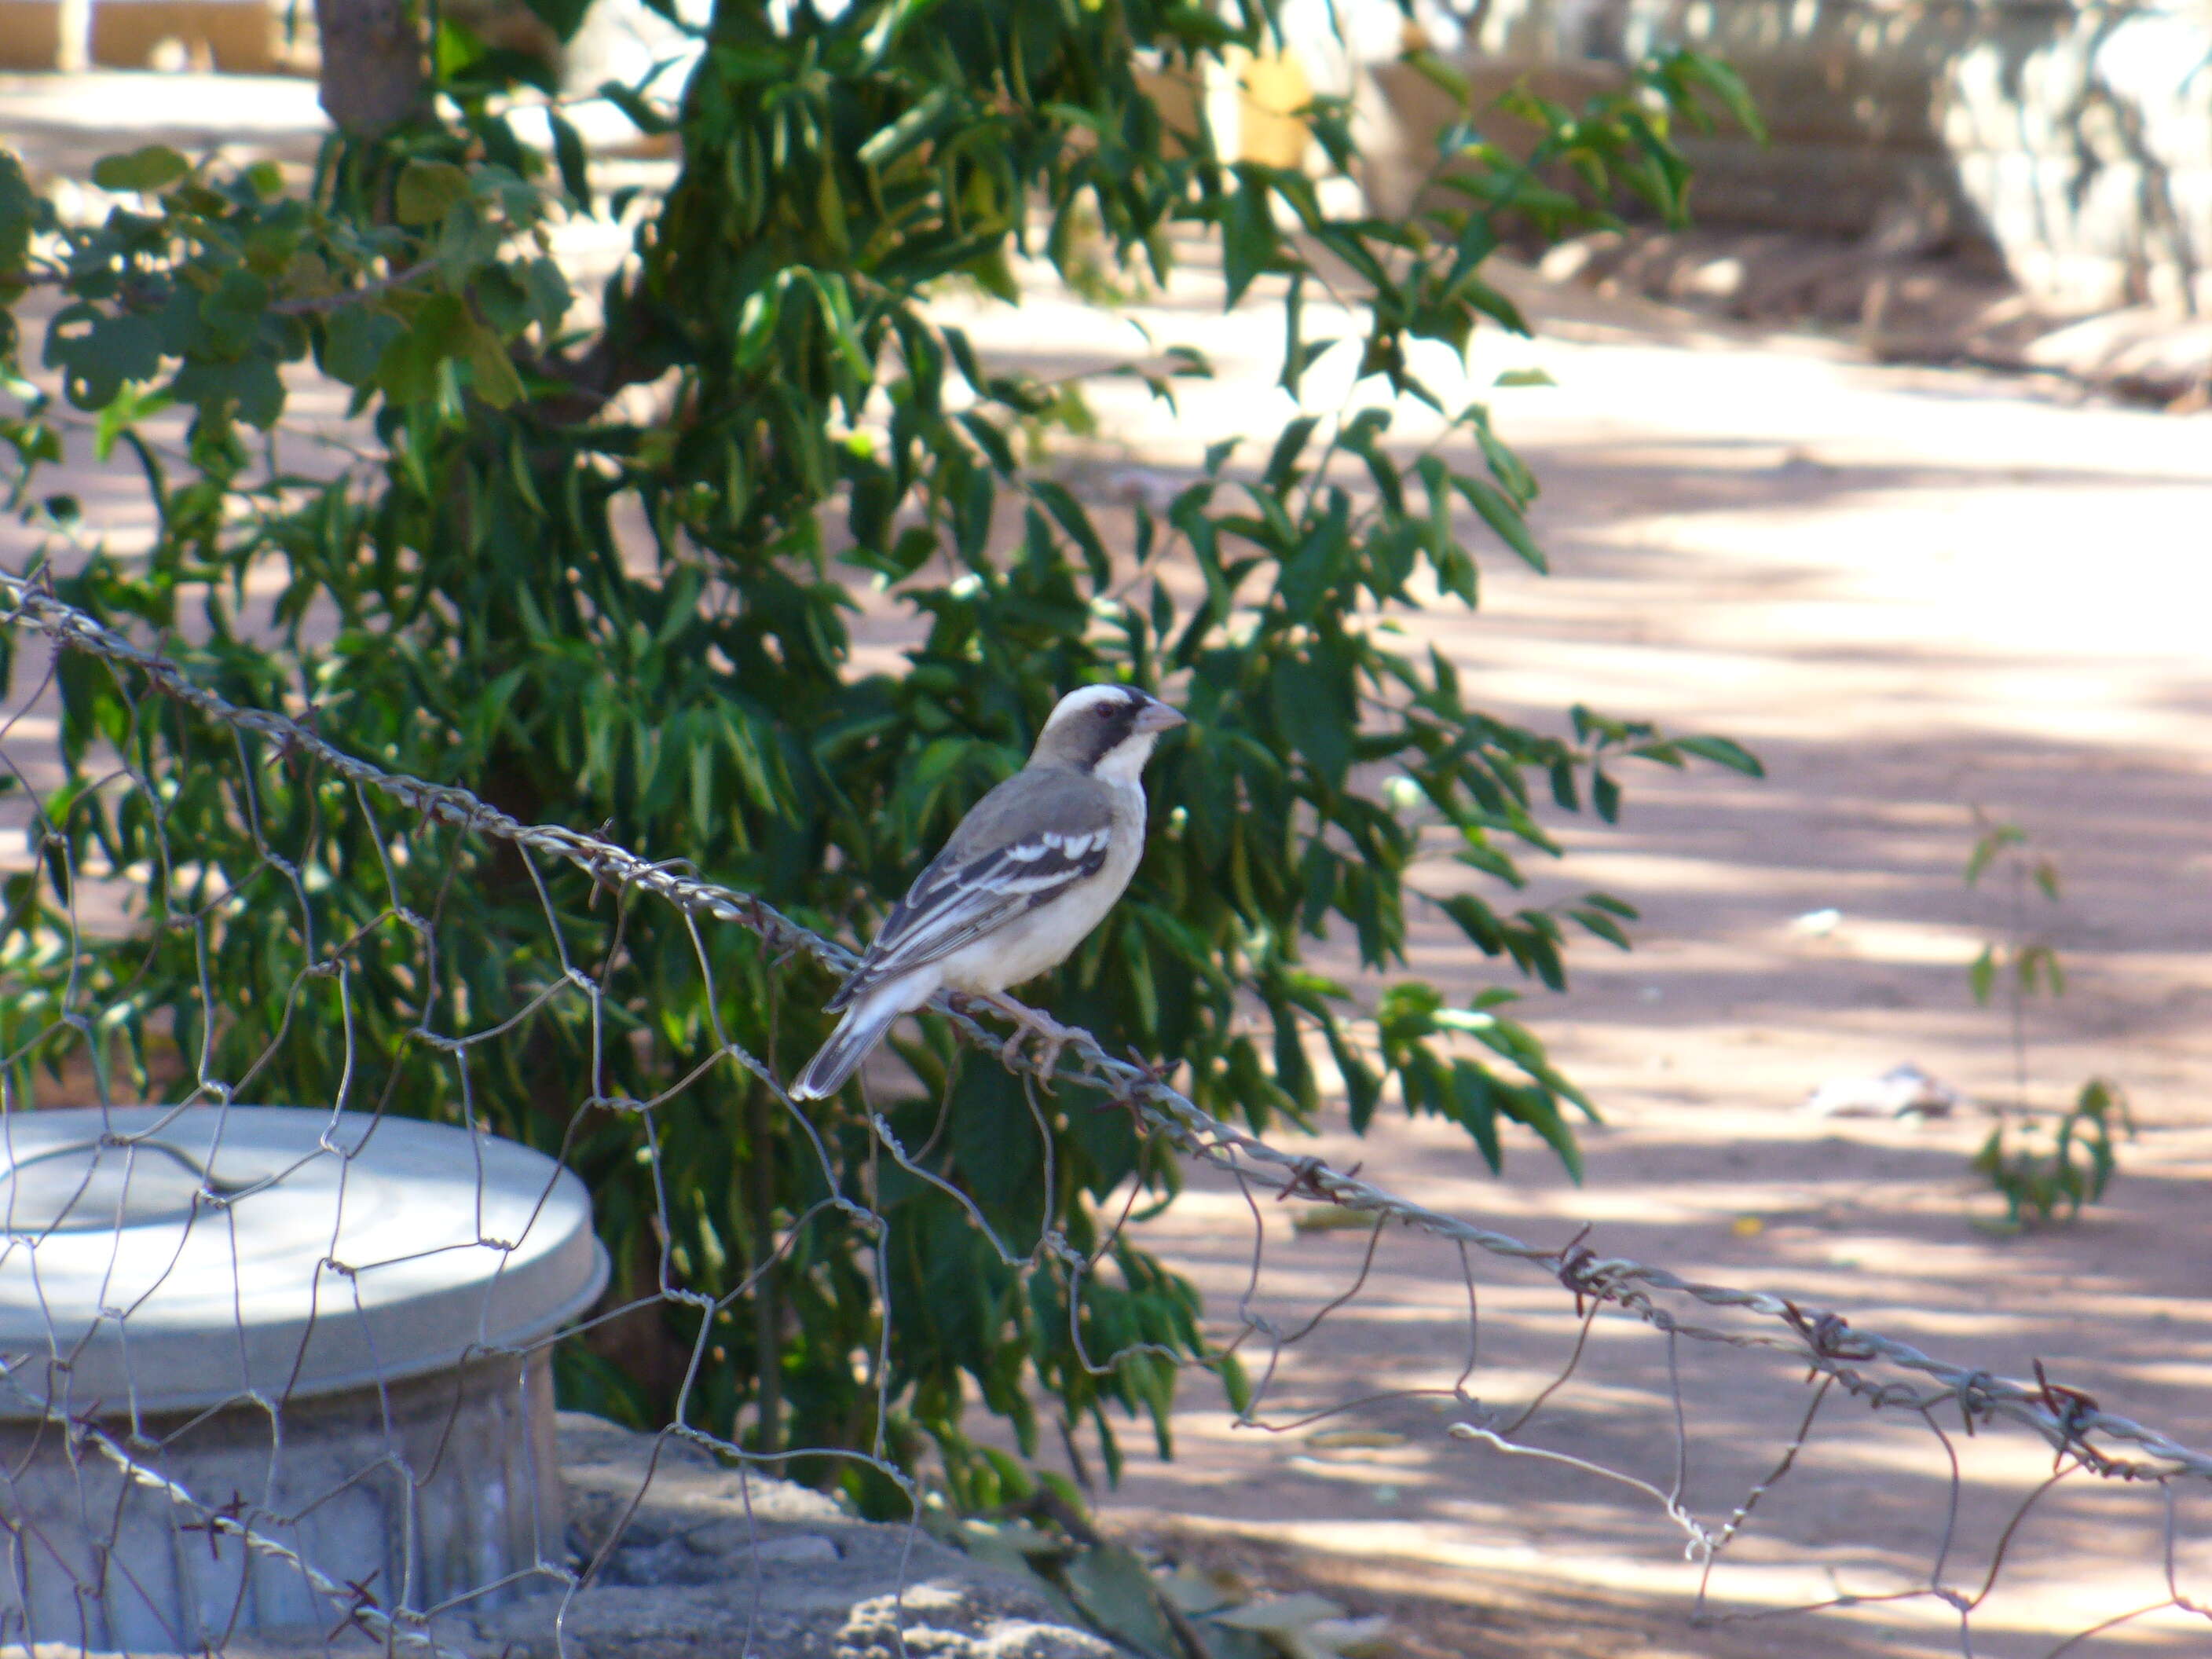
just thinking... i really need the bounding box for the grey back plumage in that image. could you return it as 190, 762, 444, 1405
824, 767, 1117, 1012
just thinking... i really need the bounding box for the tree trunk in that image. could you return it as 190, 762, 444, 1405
313, 0, 428, 137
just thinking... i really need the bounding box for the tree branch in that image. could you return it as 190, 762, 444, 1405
270, 259, 438, 315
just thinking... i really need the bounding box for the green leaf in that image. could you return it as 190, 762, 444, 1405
45, 306, 162, 411
1437, 893, 1503, 955
858, 87, 956, 170
1030, 480, 1110, 588
320, 306, 403, 387
1665, 52, 1768, 143
1454, 273, 1531, 336
395, 160, 471, 227
1675, 734, 1763, 777
958, 411, 1016, 475
1968, 944, 1997, 1005
2019, 943, 2066, 998
463, 319, 526, 408
1450, 1060, 1502, 1172
1268, 1000, 1316, 1114
598, 79, 676, 137
0, 151, 35, 279
1964, 822, 2023, 886
548, 111, 593, 212
1275, 492, 1348, 622
1221, 172, 1276, 306
1328, 1025, 1381, 1135
1569, 906, 1632, 950
91, 145, 189, 193
92, 383, 171, 461
1262, 415, 1319, 490
1218, 1351, 1253, 1415
1269, 656, 1352, 793
200, 268, 271, 353
1062, 1544, 1181, 1659
375, 293, 471, 401
1592, 768, 1620, 822
1452, 475, 1547, 572
521, 255, 572, 335
1500, 1083, 1584, 1183
170, 353, 286, 427
1401, 49, 1472, 107
948, 1061, 1045, 1243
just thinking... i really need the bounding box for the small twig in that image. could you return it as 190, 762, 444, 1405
270, 258, 439, 316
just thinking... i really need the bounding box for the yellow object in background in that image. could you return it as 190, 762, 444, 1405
1230, 42, 1313, 170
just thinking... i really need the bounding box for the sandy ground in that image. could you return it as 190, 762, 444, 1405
6, 75, 2212, 1659
962, 273, 2212, 1657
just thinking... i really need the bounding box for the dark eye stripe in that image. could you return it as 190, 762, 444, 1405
1082, 700, 1141, 765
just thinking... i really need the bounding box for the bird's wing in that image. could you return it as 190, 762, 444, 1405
826, 774, 1116, 1011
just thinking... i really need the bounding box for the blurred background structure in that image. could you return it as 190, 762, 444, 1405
9, 0, 2203, 389
8, 0, 2202, 364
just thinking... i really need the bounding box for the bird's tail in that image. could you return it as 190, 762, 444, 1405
789, 1004, 895, 1101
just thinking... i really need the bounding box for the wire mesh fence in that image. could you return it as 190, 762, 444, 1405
2, 563, 2208, 1659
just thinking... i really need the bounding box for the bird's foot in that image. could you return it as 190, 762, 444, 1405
983, 996, 1083, 1091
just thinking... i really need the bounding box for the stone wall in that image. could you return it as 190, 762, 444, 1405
1941, 2, 2212, 309
0, 0, 295, 73
1386, 0, 2212, 313
453, 1415, 1125, 1659
2, 1416, 1123, 1659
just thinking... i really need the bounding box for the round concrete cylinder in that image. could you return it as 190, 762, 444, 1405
0, 1106, 607, 1651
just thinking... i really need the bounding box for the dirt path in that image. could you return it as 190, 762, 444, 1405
926, 271, 2212, 1655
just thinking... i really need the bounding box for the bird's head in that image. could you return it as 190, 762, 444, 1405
1031, 683, 1185, 782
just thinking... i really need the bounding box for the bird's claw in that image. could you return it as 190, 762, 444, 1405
987, 998, 1078, 1093
1029, 1029, 1072, 1090
997, 1026, 1036, 1080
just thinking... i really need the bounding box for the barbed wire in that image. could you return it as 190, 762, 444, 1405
3, 564, 2210, 1658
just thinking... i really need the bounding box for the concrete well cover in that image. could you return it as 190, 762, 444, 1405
0, 1105, 606, 1418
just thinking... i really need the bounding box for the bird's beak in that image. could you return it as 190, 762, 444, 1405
1134, 700, 1187, 735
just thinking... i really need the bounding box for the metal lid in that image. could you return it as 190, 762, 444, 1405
0, 1107, 608, 1418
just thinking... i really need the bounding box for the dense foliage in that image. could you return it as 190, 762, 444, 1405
0, 2, 1758, 1509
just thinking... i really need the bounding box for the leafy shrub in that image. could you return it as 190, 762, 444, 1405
0, 3, 1758, 1509
1962, 818, 2132, 1229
